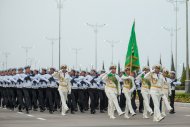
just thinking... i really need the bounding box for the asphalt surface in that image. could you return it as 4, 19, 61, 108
0, 103, 190, 127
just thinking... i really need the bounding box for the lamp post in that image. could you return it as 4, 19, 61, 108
46, 37, 58, 67
87, 23, 106, 70
21, 46, 32, 66
105, 40, 119, 64
72, 48, 81, 69
185, 0, 190, 93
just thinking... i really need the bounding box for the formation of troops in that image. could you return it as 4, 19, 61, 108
0, 64, 181, 122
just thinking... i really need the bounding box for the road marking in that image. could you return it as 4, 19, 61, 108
185, 115, 190, 117
179, 107, 190, 109
37, 118, 46, 121
27, 114, 34, 117
17, 112, 24, 114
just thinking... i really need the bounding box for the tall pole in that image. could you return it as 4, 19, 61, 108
185, 0, 190, 93
22, 46, 32, 66
163, 27, 180, 57
3, 52, 10, 69
56, 0, 65, 69
105, 40, 119, 64
46, 37, 58, 67
72, 48, 81, 69
167, 0, 185, 77
87, 23, 106, 70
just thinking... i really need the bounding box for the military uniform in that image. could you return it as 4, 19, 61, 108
136, 67, 153, 119
52, 65, 71, 116
144, 65, 165, 122
100, 65, 124, 119
161, 69, 172, 117
121, 74, 136, 118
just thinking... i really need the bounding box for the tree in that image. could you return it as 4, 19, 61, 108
180, 63, 186, 86
171, 53, 175, 72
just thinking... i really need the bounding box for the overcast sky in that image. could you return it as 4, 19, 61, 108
0, 0, 189, 76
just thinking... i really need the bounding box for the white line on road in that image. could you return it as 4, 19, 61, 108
37, 118, 46, 121
179, 107, 190, 109
27, 114, 34, 117
17, 112, 24, 114
185, 115, 190, 117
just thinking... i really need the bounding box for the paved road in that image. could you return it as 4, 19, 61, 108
0, 103, 190, 127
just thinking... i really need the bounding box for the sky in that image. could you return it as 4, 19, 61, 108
0, 0, 189, 77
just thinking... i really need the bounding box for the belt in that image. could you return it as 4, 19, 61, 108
151, 86, 162, 89
60, 84, 67, 87
142, 85, 149, 89
106, 85, 116, 88
123, 85, 130, 89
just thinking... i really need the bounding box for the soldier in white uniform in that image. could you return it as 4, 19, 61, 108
161, 69, 173, 117
52, 65, 71, 116
121, 71, 136, 119
144, 64, 165, 122
100, 65, 124, 119
136, 66, 153, 119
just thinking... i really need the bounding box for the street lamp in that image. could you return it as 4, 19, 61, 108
163, 27, 180, 55
185, 0, 190, 93
87, 23, 106, 70
46, 37, 58, 67
167, 0, 185, 77
2, 52, 10, 69
21, 46, 32, 66
55, 0, 66, 69
105, 40, 119, 64
72, 48, 81, 69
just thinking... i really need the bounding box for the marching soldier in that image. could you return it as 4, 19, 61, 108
23, 66, 32, 114
161, 69, 173, 117
121, 71, 136, 119
169, 71, 181, 114
46, 67, 57, 114
100, 65, 124, 119
85, 69, 99, 114
52, 65, 71, 116
38, 68, 48, 112
69, 69, 78, 114
31, 69, 40, 111
16, 67, 25, 112
136, 66, 153, 119
144, 64, 165, 122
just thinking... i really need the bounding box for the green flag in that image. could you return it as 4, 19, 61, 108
125, 22, 140, 72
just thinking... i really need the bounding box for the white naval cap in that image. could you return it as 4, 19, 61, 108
61, 64, 67, 70
109, 64, 117, 70
142, 66, 150, 71
170, 71, 176, 75
152, 64, 162, 70
162, 68, 169, 73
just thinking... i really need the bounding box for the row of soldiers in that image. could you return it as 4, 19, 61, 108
0, 65, 109, 114
0, 64, 180, 122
